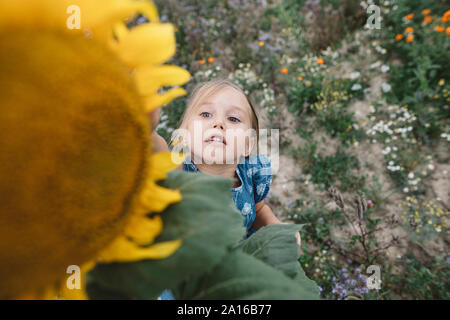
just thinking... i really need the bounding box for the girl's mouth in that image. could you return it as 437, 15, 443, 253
205, 135, 226, 145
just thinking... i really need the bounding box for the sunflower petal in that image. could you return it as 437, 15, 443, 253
135, 65, 191, 96
148, 152, 186, 181
74, 0, 160, 41
114, 23, 176, 68
98, 236, 182, 262
124, 214, 163, 245
144, 87, 187, 112
113, 22, 129, 41
140, 183, 182, 212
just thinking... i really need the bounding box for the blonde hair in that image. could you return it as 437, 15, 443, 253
171, 78, 260, 154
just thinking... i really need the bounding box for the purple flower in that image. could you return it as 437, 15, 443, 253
258, 32, 271, 41
332, 267, 369, 300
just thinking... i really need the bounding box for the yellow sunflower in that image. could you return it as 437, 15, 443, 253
0, 0, 190, 299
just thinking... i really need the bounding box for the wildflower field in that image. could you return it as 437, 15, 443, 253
1, 0, 448, 301
154, 0, 450, 300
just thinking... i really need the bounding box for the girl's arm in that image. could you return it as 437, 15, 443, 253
251, 200, 282, 229
151, 131, 170, 153
149, 108, 184, 171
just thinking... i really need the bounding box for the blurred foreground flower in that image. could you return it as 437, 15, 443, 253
0, 0, 190, 299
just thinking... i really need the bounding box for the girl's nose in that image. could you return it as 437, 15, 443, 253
213, 120, 225, 130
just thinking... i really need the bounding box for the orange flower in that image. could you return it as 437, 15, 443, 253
208, 57, 214, 63
422, 9, 430, 15
446, 26, 450, 35
395, 34, 403, 41
423, 16, 431, 24
442, 10, 450, 23
297, 76, 303, 81
435, 26, 444, 33
317, 58, 324, 65
199, 59, 205, 65
405, 13, 414, 20
281, 68, 288, 74
406, 35, 414, 42
404, 27, 414, 33
259, 41, 265, 47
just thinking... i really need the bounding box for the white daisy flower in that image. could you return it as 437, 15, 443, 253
350, 71, 360, 79
351, 83, 362, 91
381, 82, 391, 92
381, 65, 390, 73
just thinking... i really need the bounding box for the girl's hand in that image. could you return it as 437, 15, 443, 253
280, 222, 302, 247
295, 231, 301, 247
149, 107, 161, 132
148, 107, 171, 153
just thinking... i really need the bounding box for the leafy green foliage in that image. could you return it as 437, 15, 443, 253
287, 73, 324, 116
294, 141, 365, 192
87, 171, 320, 300
174, 224, 320, 299
381, 1, 449, 146
86, 171, 245, 299
315, 107, 365, 146
174, 250, 319, 300
234, 224, 305, 278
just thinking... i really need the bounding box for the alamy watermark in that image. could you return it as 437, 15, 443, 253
365, 4, 381, 30
66, 265, 81, 290
66, 5, 81, 30
366, 264, 381, 290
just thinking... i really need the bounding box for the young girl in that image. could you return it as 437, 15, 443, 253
154, 78, 301, 299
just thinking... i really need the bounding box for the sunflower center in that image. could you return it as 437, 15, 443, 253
0, 30, 150, 298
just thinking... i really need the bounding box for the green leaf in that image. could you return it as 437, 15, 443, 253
174, 224, 321, 300
234, 224, 305, 278
174, 249, 321, 300
236, 224, 320, 297
86, 170, 245, 299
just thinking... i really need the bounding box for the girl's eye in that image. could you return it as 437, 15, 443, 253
228, 117, 241, 123
200, 112, 212, 118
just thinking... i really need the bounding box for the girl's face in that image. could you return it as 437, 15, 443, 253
185, 87, 255, 165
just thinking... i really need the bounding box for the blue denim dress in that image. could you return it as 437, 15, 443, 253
158, 154, 273, 300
